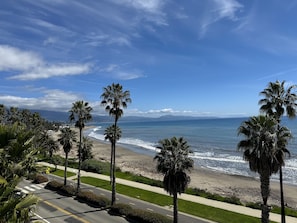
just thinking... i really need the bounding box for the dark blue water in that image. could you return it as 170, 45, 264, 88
87, 117, 297, 185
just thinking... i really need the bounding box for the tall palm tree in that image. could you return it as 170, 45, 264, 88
259, 80, 297, 223
58, 127, 77, 186
69, 100, 92, 192
154, 137, 193, 223
100, 83, 131, 205
104, 125, 122, 184
238, 115, 285, 223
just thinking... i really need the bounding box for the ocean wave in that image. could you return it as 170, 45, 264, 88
88, 126, 297, 185
88, 131, 157, 151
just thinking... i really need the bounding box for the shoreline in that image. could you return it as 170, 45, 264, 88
54, 127, 297, 209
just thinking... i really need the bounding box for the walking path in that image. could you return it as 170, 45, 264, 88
38, 162, 297, 223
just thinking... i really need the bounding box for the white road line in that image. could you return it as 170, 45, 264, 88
31, 184, 43, 189
33, 213, 51, 223
21, 189, 29, 194
146, 208, 154, 212
24, 186, 35, 191
129, 202, 135, 206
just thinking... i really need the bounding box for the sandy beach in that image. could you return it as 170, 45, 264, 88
54, 128, 297, 210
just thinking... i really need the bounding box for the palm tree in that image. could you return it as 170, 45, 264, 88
0, 124, 39, 222
0, 176, 39, 223
104, 125, 122, 184
58, 127, 77, 186
238, 115, 287, 223
154, 137, 193, 223
100, 83, 131, 205
80, 136, 93, 162
69, 100, 92, 192
259, 80, 297, 223
38, 131, 59, 159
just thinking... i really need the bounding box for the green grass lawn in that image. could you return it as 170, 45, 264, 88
50, 169, 76, 178
80, 176, 270, 223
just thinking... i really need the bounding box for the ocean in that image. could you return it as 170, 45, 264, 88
86, 117, 297, 185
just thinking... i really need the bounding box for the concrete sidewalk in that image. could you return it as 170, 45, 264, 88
38, 162, 297, 223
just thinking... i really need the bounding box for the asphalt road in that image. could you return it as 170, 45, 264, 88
18, 175, 213, 223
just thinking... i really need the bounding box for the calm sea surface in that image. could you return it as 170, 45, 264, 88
87, 117, 297, 185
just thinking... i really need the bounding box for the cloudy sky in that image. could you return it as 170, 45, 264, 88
1, 0, 297, 117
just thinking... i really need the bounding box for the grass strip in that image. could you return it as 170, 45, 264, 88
51, 169, 76, 178
81, 176, 271, 223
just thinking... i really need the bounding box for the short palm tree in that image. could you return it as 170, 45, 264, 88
0, 176, 38, 223
69, 100, 92, 192
259, 80, 297, 223
237, 115, 289, 223
58, 127, 77, 186
39, 131, 59, 159
104, 125, 122, 184
80, 136, 93, 162
100, 83, 131, 205
154, 137, 193, 223
0, 124, 39, 222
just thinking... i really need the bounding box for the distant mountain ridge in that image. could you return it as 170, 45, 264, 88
31, 109, 218, 123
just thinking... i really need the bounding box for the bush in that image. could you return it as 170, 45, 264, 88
27, 172, 37, 181
108, 203, 171, 223
81, 159, 109, 174
76, 190, 111, 208
245, 202, 262, 210
186, 187, 242, 205
58, 184, 76, 196
45, 180, 63, 191
127, 208, 172, 223
32, 174, 48, 184
109, 203, 133, 216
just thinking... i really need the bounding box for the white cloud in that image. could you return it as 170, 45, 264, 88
116, 0, 164, 13
0, 45, 91, 80
113, 0, 167, 25
43, 37, 58, 45
0, 89, 81, 111
212, 0, 243, 20
0, 45, 43, 71
200, 0, 243, 36
9, 63, 91, 80
100, 64, 144, 80
114, 71, 144, 80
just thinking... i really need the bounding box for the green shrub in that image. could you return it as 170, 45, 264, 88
186, 187, 242, 205
27, 172, 37, 181
81, 159, 109, 174
271, 205, 297, 218
76, 190, 110, 208
45, 180, 63, 191
58, 184, 76, 196
32, 174, 48, 184
245, 202, 262, 210
109, 203, 133, 216
108, 204, 171, 223
127, 208, 172, 223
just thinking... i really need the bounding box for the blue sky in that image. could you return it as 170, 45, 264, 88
1, 0, 297, 118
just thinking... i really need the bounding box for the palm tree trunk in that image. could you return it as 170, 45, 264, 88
261, 204, 270, 223
260, 173, 271, 223
110, 143, 113, 184
111, 141, 116, 205
77, 128, 82, 194
280, 166, 286, 223
111, 119, 118, 205
64, 153, 68, 186
173, 191, 178, 223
